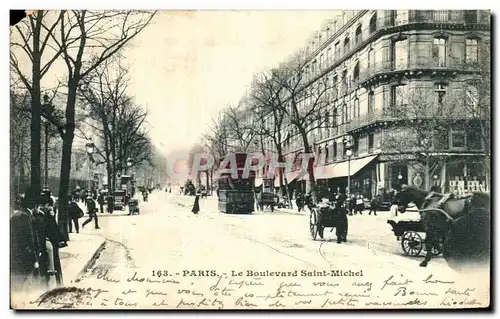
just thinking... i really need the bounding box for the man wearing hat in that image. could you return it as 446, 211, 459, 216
82, 195, 99, 230
10, 188, 44, 292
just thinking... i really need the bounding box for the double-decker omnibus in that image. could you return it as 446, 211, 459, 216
217, 153, 256, 214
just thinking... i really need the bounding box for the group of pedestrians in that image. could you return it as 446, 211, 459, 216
11, 188, 67, 294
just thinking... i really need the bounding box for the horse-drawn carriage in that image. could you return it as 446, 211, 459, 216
309, 200, 348, 243
391, 185, 490, 269
387, 218, 443, 257
256, 192, 278, 212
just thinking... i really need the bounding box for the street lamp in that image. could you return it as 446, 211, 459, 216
42, 94, 54, 189
86, 142, 95, 189
344, 135, 353, 213
398, 172, 403, 190
126, 157, 132, 174
421, 137, 431, 190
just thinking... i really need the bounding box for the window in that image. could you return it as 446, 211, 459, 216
326, 27, 331, 38
467, 121, 483, 150
392, 84, 408, 107
318, 34, 322, 45
325, 111, 330, 126
324, 144, 329, 163
344, 36, 350, 54
353, 98, 360, 119
466, 38, 479, 64
433, 10, 449, 22
326, 47, 332, 63
368, 91, 375, 113
433, 38, 447, 67
334, 41, 340, 59
393, 39, 408, 69
352, 62, 359, 85
464, 10, 478, 24
355, 25, 362, 45
319, 54, 324, 69
368, 47, 375, 68
333, 20, 337, 32
368, 133, 374, 152
434, 83, 447, 106
343, 12, 347, 24
451, 123, 466, 148
434, 124, 450, 150
333, 142, 337, 159
343, 104, 348, 123
369, 13, 377, 34
311, 60, 317, 75
465, 85, 479, 116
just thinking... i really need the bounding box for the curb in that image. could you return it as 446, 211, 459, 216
75, 240, 107, 281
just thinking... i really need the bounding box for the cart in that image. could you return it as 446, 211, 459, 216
387, 219, 443, 257
128, 199, 140, 215
309, 202, 348, 241
257, 192, 278, 212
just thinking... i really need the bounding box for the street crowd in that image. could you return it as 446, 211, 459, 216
10, 185, 156, 295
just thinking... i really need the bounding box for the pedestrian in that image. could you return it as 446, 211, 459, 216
10, 188, 41, 293
82, 196, 100, 230
41, 198, 66, 287
68, 198, 84, 233
355, 193, 364, 215
369, 194, 381, 216
142, 190, 148, 202
97, 191, 105, 214
191, 194, 200, 214
106, 194, 114, 214
296, 192, 304, 212
349, 194, 356, 215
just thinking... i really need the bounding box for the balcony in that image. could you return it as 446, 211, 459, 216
343, 108, 397, 133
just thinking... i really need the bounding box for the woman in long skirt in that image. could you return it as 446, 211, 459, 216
191, 195, 200, 214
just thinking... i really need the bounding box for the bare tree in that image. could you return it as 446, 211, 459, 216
10, 10, 64, 195
222, 103, 258, 153
247, 70, 292, 203
272, 50, 336, 204
79, 59, 153, 196
10, 10, 157, 239
382, 81, 463, 190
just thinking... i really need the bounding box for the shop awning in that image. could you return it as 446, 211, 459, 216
273, 170, 305, 186
254, 178, 263, 187
314, 155, 378, 180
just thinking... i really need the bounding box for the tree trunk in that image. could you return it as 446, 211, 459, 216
30, 59, 42, 195
57, 80, 78, 242
300, 130, 317, 205
277, 147, 291, 207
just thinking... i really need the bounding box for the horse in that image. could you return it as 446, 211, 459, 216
392, 185, 490, 269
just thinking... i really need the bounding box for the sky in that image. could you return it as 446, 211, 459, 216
125, 10, 340, 156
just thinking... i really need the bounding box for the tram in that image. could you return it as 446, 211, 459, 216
217, 153, 256, 214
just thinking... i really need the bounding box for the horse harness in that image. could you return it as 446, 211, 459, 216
419, 192, 474, 224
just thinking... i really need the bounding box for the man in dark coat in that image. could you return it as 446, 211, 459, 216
97, 191, 105, 214
68, 198, 83, 233
10, 189, 40, 293
82, 196, 100, 229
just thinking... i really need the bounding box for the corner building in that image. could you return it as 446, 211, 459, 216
276, 10, 490, 199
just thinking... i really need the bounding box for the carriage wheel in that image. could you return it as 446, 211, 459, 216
309, 209, 318, 240
401, 231, 423, 256
318, 226, 324, 239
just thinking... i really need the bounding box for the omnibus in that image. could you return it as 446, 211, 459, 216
217, 153, 256, 214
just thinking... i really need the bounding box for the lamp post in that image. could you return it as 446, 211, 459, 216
126, 157, 132, 175
398, 173, 403, 190
42, 94, 54, 190
86, 142, 95, 189
433, 174, 439, 192
344, 135, 353, 213
421, 137, 430, 190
